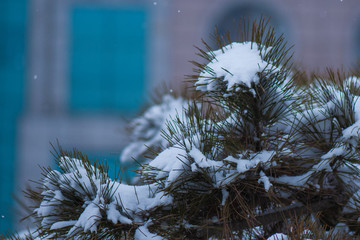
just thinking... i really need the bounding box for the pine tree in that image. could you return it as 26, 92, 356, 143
3, 18, 360, 240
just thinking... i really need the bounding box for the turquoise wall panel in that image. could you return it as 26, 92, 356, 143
0, 0, 26, 233
85, 151, 137, 183
70, 7, 147, 113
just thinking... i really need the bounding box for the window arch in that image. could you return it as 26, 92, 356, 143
208, 2, 291, 48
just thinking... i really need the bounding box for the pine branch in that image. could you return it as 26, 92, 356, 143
192, 199, 336, 238
11, 17, 360, 240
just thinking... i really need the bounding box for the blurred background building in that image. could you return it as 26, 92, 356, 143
1, 0, 360, 233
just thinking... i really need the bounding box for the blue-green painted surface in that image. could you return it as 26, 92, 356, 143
85, 152, 137, 183
0, 0, 26, 233
70, 6, 147, 113
52, 150, 137, 192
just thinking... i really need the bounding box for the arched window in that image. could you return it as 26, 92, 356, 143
209, 2, 291, 48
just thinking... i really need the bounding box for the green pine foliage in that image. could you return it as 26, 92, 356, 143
3, 18, 360, 240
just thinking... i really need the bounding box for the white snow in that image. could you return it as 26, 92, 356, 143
226, 150, 275, 174
189, 147, 222, 171
121, 95, 188, 164
258, 171, 272, 192
267, 233, 288, 240
70, 202, 102, 233
344, 76, 360, 92
50, 220, 77, 230
274, 171, 313, 187
267, 231, 314, 240
148, 145, 188, 183
350, 97, 360, 120
343, 190, 360, 214
12, 229, 39, 240
34, 156, 174, 238
107, 202, 132, 225
333, 222, 350, 235
321, 146, 346, 161
134, 220, 163, 240
115, 184, 173, 213
342, 122, 360, 143
221, 188, 229, 206
196, 42, 273, 92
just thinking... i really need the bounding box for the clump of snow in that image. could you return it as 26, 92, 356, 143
333, 222, 350, 235
274, 171, 313, 188
34, 156, 173, 238
148, 145, 188, 183
341, 96, 360, 148
344, 76, 360, 95
134, 220, 164, 240
107, 201, 132, 225
69, 202, 101, 233
226, 150, 275, 174
189, 147, 223, 171
121, 95, 188, 164
145, 143, 236, 188
50, 220, 77, 230
267, 233, 288, 240
221, 188, 229, 206
258, 171, 272, 192
343, 120, 360, 141
196, 42, 274, 92
13, 229, 40, 240
343, 190, 360, 214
